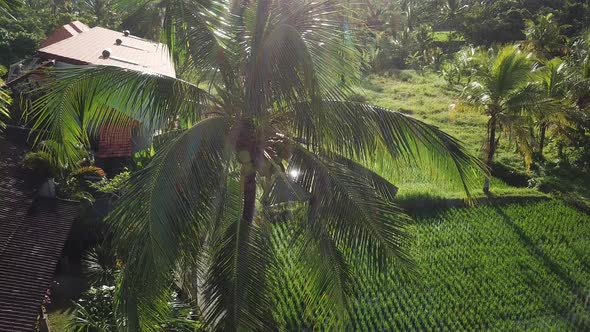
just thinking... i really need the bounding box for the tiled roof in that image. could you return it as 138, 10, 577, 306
0, 132, 79, 331
38, 26, 175, 77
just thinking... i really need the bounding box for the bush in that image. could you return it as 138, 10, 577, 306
348, 92, 368, 103
22, 151, 55, 178
68, 287, 204, 332
440, 46, 482, 86
68, 286, 117, 331
490, 163, 530, 187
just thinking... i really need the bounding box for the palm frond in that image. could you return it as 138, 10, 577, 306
29, 65, 214, 165
268, 144, 412, 327
0, 86, 11, 130
497, 113, 534, 168
203, 215, 275, 331
489, 45, 534, 98
297, 224, 351, 329
288, 144, 411, 269
111, 116, 231, 331
82, 243, 117, 287
154, 0, 239, 85
0, 0, 21, 19
291, 101, 486, 196
254, 0, 360, 109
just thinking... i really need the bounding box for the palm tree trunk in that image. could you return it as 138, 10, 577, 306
484, 116, 497, 194
486, 116, 497, 167
241, 168, 257, 224
539, 122, 547, 157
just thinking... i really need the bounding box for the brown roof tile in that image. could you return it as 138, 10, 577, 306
0, 132, 79, 331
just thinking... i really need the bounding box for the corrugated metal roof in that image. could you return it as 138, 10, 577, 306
38, 26, 176, 77
0, 132, 79, 331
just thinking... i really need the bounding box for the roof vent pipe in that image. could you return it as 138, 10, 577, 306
115, 38, 122, 45
123, 30, 130, 37
102, 48, 112, 58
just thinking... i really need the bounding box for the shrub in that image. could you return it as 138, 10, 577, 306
22, 151, 55, 178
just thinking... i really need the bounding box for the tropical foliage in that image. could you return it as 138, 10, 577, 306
524, 13, 566, 60
5, 0, 590, 330
458, 45, 542, 168
0, 79, 10, 130
29, 0, 485, 330
531, 58, 573, 157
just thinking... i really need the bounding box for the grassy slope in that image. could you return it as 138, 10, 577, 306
356, 71, 590, 208
356, 71, 526, 172
354, 71, 538, 199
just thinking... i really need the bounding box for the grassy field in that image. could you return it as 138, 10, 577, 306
273, 200, 590, 331
355, 71, 528, 172
270, 71, 590, 330
356, 71, 590, 207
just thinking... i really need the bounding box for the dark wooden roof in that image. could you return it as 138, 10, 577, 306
0, 131, 79, 331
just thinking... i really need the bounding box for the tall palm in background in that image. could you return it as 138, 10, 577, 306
523, 13, 566, 60
440, 0, 468, 33
30, 0, 484, 330
461, 46, 542, 170
532, 58, 572, 157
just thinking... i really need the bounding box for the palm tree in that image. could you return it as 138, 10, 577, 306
523, 13, 566, 60
532, 58, 573, 157
440, 0, 468, 33
30, 0, 484, 330
570, 30, 590, 110
460, 45, 542, 190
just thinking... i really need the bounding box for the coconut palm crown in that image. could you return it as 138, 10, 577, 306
30, 0, 485, 330
460, 45, 546, 169
532, 58, 574, 157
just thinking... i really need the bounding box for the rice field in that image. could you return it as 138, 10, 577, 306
272, 200, 590, 331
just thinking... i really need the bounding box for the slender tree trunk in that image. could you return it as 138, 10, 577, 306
484, 115, 497, 194
486, 116, 497, 167
539, 122, 547, 157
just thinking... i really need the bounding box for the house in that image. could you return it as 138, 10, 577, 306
6, 21, 176, 174
0, 22, 176, 330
